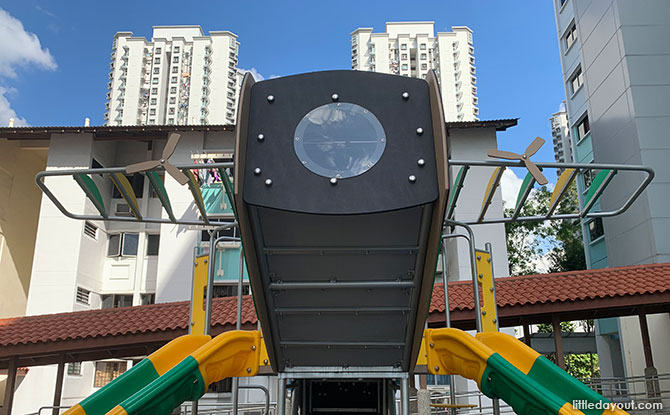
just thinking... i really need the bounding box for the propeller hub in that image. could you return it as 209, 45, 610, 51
160, 159, 166, 163
522, 155, 527, 159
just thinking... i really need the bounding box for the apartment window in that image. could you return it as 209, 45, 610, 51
171, 76, 177, 83
94, 362, 127, 388
169, 97, 176, 104
153, 68, 159, 74
150, 98, 157, 105
420, 53, 427, 60
148, 119, 155, 125
152, 78, 159, 85
583, 168, 596, 189
76, 287, 90, 305
154, 57, 160, 64
420, 43, 426, 50
107, 233, 139, 257
149, 108, 156, 116
400, 44, 407, 50
155, 47, 161, 54
172, 66, 178, 73
84, 221, 98, 239
146, 234, 160, 255
141, 293, 155, 305
576, 114, 590, 141
401, 64, 408, 70
401, 53, 407, 60
588, 217, 604, 241
151, 88, 157, 94
67, 362, 82, 376
569, 67, 583, 95
169, 107, 175, 115
173, 46, 180, 53
565, 23, 577, 51
173, 56, 179, 63
421, 63, 428, 70
212, 284, 250, 298
101, 294, 133, 309
170, 87, 177, 94
427, 374, 450, 386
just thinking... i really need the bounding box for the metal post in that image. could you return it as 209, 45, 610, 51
239, 385, 270, 415
52, 355, 66, 415
485, 242, 500, 332
400, 377, 410, 415
638, 309, 660, 400
444, 219, 482, 332
523, 323, 532, 346
204, 230, 217, 335
232, 247, 245, 415
2, 356, 17, 415
278, 377, 287, 415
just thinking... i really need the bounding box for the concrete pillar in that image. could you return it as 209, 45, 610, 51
52, 355, 65, 415
552, 315, 566, 370
2, 357, 17, 415
417, 389, 431, 415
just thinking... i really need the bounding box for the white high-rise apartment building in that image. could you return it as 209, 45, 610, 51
549, 106, 572, 174
105, 26, 240, 126
350, 22, 479, 121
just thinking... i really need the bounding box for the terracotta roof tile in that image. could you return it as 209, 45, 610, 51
430, 262, 670, 313
1, 263, 669, 348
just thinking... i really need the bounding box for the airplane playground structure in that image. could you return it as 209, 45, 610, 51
34, 70, 654, 415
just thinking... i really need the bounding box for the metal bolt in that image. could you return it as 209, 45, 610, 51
408, 175, 417, 183
487, 258, 491, 263
477, 255, 481, 260
490, 287, 494, 292
257, 133, 264, 142
193, 379, 199, 384
264, 178, 273, 187
434, 366, 440, 372
252, 345, 257, 351
331, 93, 339, 101
429, 342, 434, 348
402, 92, 410, 100
263, 359, 269, 365
417, 158, 425, 167
267, 95, 274, 103
482, 310, 487, 315
492, 318, 498, 323
295, 136, 300, 141
330, 177, 337, 185
253, 167, 262, 175
204, 259, 208, 264
247, 367, 252, 373
160, 159, 166, 163
416, 127, 424, 135
478, 273, 483, 278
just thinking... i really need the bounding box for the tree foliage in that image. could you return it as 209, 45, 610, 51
504, 182, 585, 275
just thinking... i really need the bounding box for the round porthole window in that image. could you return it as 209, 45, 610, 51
294, 102, 386, 179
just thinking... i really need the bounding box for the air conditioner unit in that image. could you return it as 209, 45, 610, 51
115, 203, 132, 217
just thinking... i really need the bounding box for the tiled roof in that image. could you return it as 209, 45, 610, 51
0, 295, 256, 348
1, 263, 669, 349
429, 262, 670, 313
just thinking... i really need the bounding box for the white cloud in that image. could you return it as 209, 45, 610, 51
0, 86, 27, 126
500, 168, 523, 208
0, 8, 57, 78
239, 67, 265, 81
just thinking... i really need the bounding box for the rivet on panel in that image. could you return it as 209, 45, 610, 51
265, 179, 273, 187
416, 127, 424, 135
247, 367, 252, 373
331, 93, 339, 101
402, 92, 410, 100
408, 175, 417, 183
267, 95, 274, 103
330, 178, 338, 185
253, 168, 262, 175
434, 366, 440, 372
417, 159, 425, 167
257, 133, 264, 142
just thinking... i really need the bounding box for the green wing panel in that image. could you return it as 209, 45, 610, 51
446, 166, 469, 219
73, 174, 107, 217
582, 169, 616, 215
146, 171, 175, 221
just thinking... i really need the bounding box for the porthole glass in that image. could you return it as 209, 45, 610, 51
294, 102, 386, 179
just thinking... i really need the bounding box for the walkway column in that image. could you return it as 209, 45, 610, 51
2, 357, 17, 415
638, 309, 660, 400
523, 323, 532, 347
551, 314, 566, 370
52, 355, 65, 415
